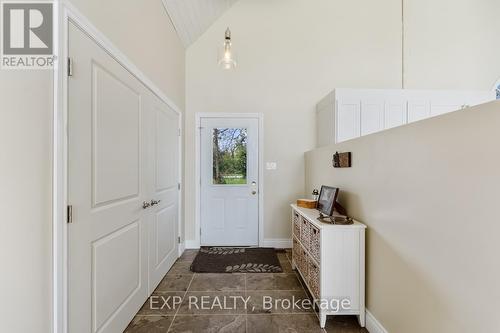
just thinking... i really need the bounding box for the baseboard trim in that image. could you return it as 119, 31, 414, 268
366, 310, 388, 333
185, 240, 200, 249
184, 239, 292, 249
260, 238, 292, 248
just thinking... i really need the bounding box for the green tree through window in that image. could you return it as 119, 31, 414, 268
212, 128, 247, 184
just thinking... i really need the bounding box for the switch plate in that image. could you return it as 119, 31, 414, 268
266, 162, 277, 170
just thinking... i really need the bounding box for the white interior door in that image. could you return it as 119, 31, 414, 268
147, 96, 179, 293
200, 117, 259, 246
68, 22, 178, 333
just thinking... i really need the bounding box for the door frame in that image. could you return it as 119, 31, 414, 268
194, 113, 264, 249
52, 2, 183, 333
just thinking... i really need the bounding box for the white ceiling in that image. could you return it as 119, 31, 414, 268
162, 0, 239, 48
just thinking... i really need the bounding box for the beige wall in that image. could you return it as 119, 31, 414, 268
0, 1, 185, 331
185, 0, 403, 242
305, 101, 500, 332
404, 0, 500, 90
185, 0, 500, 244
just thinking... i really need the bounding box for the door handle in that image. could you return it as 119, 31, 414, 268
142, 201, 151, 209
252, 190, 257, 195
150, 199, 161, 206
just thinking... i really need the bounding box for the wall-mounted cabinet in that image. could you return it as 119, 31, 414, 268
316, 89, 495, 147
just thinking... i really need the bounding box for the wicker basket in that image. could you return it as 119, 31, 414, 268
308, 259, 320, 299
300, 217, 311, 250
293, 211, 301, 238
310, 224, 321, 263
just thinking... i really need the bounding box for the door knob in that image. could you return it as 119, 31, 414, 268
252, 190, 257, 195
142, 201, 151, 209
251, 181, 257, 186
150, 199, 161, 206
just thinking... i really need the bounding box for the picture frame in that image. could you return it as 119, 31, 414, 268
316, 185, 339, 217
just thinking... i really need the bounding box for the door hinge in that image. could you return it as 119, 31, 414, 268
178, 183, 181, 190
178, 236, 181, 244
178, 128, 181, 136
67, 57, 73, 77
67, 205, 73, 223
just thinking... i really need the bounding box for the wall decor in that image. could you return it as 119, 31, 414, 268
333, 151, 351, 168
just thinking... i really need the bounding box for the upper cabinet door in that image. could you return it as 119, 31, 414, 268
384, 99, 407, 129
430, 99, 464, 117
336, 100, 361, 143
407, 100, 431, 123
361, 100, 384, 136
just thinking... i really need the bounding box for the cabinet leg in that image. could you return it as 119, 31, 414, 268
357, 311, 366, 327
319, 312, 327, 328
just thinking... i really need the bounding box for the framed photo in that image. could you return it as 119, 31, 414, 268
317, 185, 339, 217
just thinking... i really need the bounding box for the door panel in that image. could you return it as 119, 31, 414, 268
360, 100, 384, 136
336, 100, 361, 142
92, 64, 140, 207
92, 221, 141, 331
200, 118, 259, 246
384, 100, 407, 129
408, 100, 431, 123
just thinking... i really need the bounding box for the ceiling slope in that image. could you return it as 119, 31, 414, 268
162, 0, 239, 48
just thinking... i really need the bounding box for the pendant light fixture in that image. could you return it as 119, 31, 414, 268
218, 28, 237, 70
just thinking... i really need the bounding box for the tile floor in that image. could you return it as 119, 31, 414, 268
125, 249, 369, 333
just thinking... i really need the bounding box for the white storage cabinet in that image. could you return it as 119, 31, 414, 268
316, 88, 495, 147
291, 204, 367, 328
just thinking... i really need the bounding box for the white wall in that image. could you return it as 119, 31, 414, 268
0, 70, 53, 333
305, 101, 500, 333
69, 0, 186, 110
185, 0, 500, 244
404, 0, 500, 90
185, 0, 403, 243
0, 0, 185, 331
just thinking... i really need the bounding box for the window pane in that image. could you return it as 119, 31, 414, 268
212, 128, 247, 185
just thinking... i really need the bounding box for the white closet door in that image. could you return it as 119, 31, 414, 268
68, 23, 149, 333
336, 100, 361, 142
68, 22, 179, 333
147, 95, 179, 293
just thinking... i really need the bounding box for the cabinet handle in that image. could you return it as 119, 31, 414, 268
142, 201, 150, 209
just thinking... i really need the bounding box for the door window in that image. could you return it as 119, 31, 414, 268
212, 128, 247, 185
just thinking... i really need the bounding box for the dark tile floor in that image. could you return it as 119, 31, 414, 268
125, 249, 368, 333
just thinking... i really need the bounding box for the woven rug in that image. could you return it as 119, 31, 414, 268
190, 247, 283, 273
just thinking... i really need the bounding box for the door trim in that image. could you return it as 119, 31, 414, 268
52, 2, 183, 332
193, 113, 264, 249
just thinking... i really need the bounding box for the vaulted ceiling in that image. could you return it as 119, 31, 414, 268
162, 0, 239, 48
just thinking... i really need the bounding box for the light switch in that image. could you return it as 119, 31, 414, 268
266, 162, 277, 170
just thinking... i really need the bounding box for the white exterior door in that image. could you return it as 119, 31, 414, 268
200, 117, 259, 246
68, 23, 178, 333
